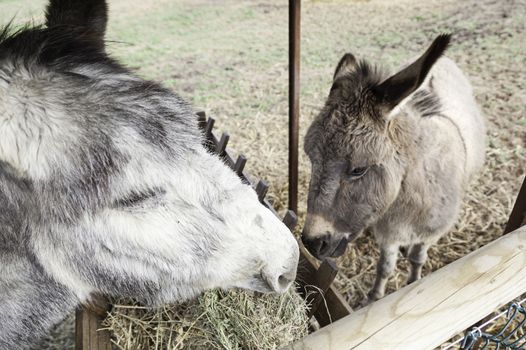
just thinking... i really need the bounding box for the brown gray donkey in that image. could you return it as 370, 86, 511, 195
302, 35, 486, 304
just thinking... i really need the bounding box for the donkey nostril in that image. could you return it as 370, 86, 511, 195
318, 239, 329, 254
277, 273, 294, 290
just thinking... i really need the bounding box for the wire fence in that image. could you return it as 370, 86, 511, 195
443, 297, 526, 350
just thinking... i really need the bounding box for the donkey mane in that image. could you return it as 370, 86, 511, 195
331, 59, 442, 120
410, 86, 442, 118
331, 60, 386, 96
0, 24, 118, 71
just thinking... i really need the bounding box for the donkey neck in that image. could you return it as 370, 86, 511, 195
387, 106, 424, 167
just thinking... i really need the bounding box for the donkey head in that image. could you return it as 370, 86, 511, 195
302, 35, 450, 259
0, 0, 298, 306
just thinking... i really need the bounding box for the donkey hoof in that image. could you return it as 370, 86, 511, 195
359, 296, 371, 308
406, 274, 421, 285
360, 291, 381, 308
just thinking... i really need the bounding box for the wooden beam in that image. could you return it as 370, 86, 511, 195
288, 0, 301, 213
285, 226, 526, 350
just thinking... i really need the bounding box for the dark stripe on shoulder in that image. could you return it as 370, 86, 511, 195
114, 187, 165, 208
411, 88, 442, 118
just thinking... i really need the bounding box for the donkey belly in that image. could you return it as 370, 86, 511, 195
429, 57, 486, 180
0, 254, 77, 349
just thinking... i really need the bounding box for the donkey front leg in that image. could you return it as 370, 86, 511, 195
407, 243, 429, 284
367, 243, 399, 304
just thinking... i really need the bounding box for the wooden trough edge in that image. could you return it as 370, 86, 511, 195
285, 225, 526, 350
75, 111, 352, 350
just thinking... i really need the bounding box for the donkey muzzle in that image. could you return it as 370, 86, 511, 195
301, 233, 349, 260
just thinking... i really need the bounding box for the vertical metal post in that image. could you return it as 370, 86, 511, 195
289, 0, 301, 213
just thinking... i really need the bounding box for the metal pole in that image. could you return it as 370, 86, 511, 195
289, 0, 301, 213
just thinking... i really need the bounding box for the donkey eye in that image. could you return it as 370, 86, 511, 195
347, 166, 368, 179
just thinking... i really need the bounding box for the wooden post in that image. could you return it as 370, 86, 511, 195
216, 133, 230, 156
285, 226, 526, 350
75, 296, 112, 350
234, 155, 247, 176
288, 0, 301, 213
504, 176, 526, 234
256, 180, 269, 203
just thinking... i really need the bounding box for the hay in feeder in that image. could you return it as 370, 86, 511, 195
103, 287, 309, 350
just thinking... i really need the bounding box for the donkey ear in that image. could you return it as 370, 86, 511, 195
333, 53, 358, 80
373, 34, 451, 111
45, 0, 108, 50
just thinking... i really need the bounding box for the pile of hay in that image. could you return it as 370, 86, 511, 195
102, 288, 309, 350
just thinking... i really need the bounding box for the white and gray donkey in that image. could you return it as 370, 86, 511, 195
302, 35, 485, 304
0, 0, 299, 347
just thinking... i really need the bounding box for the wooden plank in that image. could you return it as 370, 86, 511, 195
196, 110, 207, 130
285, 226, 526, 350
204, 117, 216, 150
75, 308, 89, 350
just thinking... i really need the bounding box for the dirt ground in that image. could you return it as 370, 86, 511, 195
2, 0, 525, 348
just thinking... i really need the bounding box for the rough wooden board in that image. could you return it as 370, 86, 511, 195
285, 226, 526, 350
313, 284, 353, 328
297, 246, 352, 326
75, 306, 111, 350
